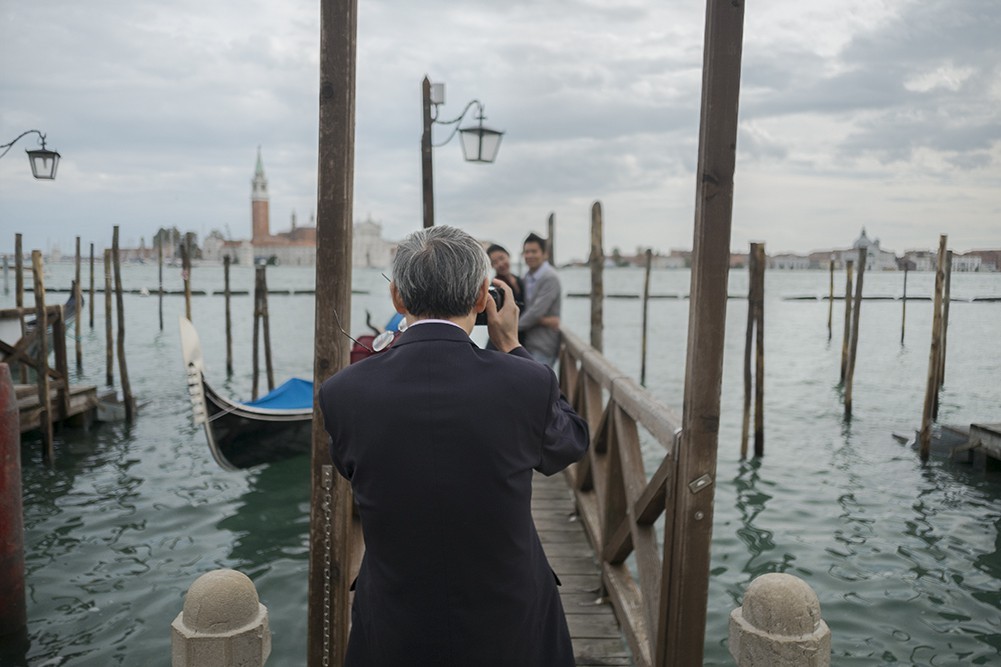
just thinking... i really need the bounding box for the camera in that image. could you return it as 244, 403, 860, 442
474, 285, 505, 326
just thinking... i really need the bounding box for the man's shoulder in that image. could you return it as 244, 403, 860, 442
480, 347, 554, 383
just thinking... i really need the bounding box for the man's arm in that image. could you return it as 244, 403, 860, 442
536, 372, 589, 475
519, 275, 560, 330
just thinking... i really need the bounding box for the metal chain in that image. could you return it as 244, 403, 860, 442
322, 464, 333, 667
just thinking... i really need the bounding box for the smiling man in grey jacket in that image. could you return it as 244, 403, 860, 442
519, 232, 562, 367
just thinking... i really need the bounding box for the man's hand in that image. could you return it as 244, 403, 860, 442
486, 278, 521, 353
540, 315, 561, 331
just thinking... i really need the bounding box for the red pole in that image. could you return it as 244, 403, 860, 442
0, 363, 27, 636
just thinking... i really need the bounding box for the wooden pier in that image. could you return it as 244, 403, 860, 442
13, 383, 102, 432
532, 471, 634, 666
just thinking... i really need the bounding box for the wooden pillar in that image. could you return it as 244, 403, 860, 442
547, 212, 556, 267
104, 249, 114, 387
15, 235, 26, 383
182, 238, 192, 321
52, 305, 69, 421
158, 241, 164, 332
254, 266, 275, 393
251, 270, 261, 401
31, 251, 54, 463
421, 75, 435, 229
938, 250, 952, 388
740, 245, 756, 459
844, 247, 865, 416
2, 255, 8, 295
753, 243, 765, 457
74, 237, 83, 370
224, 255, 233, 376
309, 1, 359, 664
839, 260, 854, 383
89, 243, 95, 329
589, 201, 604, 353
640, 248, 653, 387
901, 264, 908, 345
112, 227, 135, 422
827, 256, 834, 341
919, 235, 948, 462
657, 0, 745, 663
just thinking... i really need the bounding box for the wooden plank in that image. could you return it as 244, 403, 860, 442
532, 472, 635, 667
31, 251, 53, 462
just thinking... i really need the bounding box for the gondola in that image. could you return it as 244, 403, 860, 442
179, 316, 313, 470
179, 315, 395, 470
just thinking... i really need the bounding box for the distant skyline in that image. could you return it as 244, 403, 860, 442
2, 0, 999, 264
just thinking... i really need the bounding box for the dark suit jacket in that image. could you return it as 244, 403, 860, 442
319, 322, 589, 667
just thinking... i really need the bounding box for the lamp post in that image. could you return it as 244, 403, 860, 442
0, 130, 61, 180
421, 76, 504, 228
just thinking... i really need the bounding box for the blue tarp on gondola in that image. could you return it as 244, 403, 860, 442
242, 378, 313, 410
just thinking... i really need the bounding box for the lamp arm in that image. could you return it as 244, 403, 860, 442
430, 100, 484, 148
0, 129, 47, 160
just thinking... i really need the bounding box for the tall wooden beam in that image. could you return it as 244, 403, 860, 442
309, 0, 359, 664
421, 75, 435, 228
919, 235, 948, 461
590, 201, 604, 353
31, 251, 54, 463
657, 0, 745, 664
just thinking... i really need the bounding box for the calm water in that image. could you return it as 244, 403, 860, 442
2, 262, 1000, 666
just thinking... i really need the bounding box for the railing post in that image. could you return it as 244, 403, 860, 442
171, 569, 271, 666
729, 573, 831, 666
657, 0, 745, 663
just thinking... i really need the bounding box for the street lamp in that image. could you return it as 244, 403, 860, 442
421, 76, 504, 228
0, 130, 61, 180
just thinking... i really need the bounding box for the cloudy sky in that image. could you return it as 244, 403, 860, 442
1, 0, 999, 263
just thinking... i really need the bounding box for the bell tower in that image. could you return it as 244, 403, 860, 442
251, 146, 270, 244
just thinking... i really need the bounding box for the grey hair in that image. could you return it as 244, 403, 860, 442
392, 225, 491, 318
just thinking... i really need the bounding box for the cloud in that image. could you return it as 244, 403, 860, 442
2, 0, 999, 262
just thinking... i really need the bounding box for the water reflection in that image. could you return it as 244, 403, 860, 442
217, 456, 311, 576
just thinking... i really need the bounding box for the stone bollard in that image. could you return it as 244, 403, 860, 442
172, 569, 271, 667
729, 573, 831, 667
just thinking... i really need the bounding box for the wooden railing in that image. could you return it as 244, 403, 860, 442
557, 327, 684, 667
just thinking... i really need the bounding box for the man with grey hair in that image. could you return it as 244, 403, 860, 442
319, 225, 588, 666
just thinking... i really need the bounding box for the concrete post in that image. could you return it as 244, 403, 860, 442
172, 569, 271, 667
729, 573, 831, 667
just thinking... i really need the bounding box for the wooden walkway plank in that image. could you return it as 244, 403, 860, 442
533, 471, 635, 667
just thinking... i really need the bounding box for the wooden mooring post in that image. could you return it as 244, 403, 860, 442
74, 237, 83, 370
590, 201, 604, 353
740, 243, 765, 458
89, 243, 95, 329
901, 263, 908, 345
308, 0, 360, 663
15, 235, 26, 383
661, 0, 745, 662
844, 247, 865, 417
104, 249, 114, 387
251, 266, 275, 400
938, 250, 952, 390
919, 235, 948, 461
112, 227, 135, 422
839, 260, 854, 383
181, 238, 192, 322
2, 255, 8, 295
640, 248, 653, 387
547, 212, 556, 267
30, 251, 54, 463
158, 240, 164, 332
224, 255, 233, 376
827, 255, 834, 341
